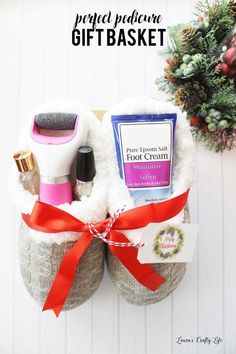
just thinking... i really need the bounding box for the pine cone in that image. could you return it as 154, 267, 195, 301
164, 56, 180, 82
166, 56, 180, 69
175, 81, 207, 111
229, 0, 236, 18
179, 25, 200, 48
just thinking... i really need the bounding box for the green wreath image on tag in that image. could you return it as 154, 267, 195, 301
153, 225, 184, 259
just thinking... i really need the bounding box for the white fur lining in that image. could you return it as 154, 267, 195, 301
10, 97, 195, 246
9, 100, 108, 244
102, 96, 195, 243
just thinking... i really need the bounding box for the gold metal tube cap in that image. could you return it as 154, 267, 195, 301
13, 150, 35, 173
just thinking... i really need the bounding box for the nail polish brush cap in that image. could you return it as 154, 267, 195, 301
76, 146, 96, 182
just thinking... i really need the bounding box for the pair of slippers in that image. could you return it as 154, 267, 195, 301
9, 96, 195, 313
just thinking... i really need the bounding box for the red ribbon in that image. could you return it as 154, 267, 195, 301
22, 189, 189, 317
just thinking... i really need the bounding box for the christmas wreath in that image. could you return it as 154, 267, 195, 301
153, 225, 184, 259
158, 0, 236, 152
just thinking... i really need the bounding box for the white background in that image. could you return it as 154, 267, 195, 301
1, 0, 236, 353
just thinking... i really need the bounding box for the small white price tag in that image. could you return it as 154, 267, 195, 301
137, 223, 199, 264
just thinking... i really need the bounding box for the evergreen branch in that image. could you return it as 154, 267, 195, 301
156, 0, 236, 152
194, 0, 212, 18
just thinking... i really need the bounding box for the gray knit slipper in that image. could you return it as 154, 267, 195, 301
102, 98, 195, 305
106, 206, 190, 305
9, 102, 108, 312
19, 221, 104, 311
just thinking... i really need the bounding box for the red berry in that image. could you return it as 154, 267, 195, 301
222, 62, 236, 78
190, 115, 200, 127
223, 48, 236, 66
222, 63, 231, 76
215, 63, 222, 72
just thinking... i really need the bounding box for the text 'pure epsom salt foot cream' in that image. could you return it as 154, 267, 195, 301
111, 114, 176, 206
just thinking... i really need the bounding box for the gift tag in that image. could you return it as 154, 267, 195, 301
137, 223, 198, 264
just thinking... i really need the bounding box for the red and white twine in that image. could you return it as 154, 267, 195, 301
87, 207, 144, 248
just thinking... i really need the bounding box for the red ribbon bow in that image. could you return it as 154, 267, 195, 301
22, 189, 189, 317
